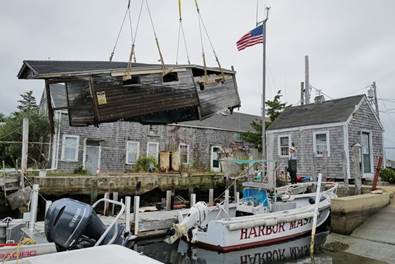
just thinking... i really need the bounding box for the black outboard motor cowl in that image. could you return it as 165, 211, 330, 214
45, 198, 120, 250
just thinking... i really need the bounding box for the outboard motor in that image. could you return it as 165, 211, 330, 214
45, 198, 125, 251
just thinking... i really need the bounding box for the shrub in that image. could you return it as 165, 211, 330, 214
134, 156, 158, 172
380, 168, 395, 184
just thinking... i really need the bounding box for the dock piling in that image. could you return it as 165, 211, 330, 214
166, 190, 172, 210
125, 196, 131, 233
103, 192, 109, 215
134, 196, 140, 235
190, 193, 196, 207
236, 192, 240, 203
209, 189, 214, 206
45, 200, 52, 217
112, 192, 119, 216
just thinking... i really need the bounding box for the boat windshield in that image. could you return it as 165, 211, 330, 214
242, 188, 269, 207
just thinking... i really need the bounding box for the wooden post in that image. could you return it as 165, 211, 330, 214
133, 196, 140, 235
372, 156, 383, 191
29, 184, 40, 233
352, 143, 362, 195
112, 192, 119, 216
21, 118, 29, 188
103, 192, 109, 216
300, 82, 305, 105
209, 188, 214, 206
236, 192, 240, 204
125, 196, 131, 233
166, 190, 172, 210
190, 193, 196, 207
45, 200, 52, 217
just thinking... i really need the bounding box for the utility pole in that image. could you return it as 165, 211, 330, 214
21, 118, 29, 188
300, 82, 305, 105
304, 56, 310, 104
372, 81, 380, 119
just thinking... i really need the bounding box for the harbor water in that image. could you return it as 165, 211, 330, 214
131, 231, 385, 264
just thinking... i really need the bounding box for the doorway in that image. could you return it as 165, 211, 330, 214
210, 146, 221, 172
84, 140, 101, 175
361, 131, 373, 178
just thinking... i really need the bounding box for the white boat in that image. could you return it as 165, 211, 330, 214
167, 181, 337, 252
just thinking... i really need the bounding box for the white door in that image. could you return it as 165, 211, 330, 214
85, 140, 101, 175
210, 146, 221, 172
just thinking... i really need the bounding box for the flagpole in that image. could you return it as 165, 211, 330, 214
261, 7, 270, 187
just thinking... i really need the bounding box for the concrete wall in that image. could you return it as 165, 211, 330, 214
267, 125, 345, 179
331, 192, 390, 235
348, 99, 384, 179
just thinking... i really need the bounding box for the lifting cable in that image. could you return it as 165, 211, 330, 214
145, 0, 166, 73
193, 0, 225, 81
176, 0, 191, 65
127, 0, 144, 74
109, 3, 130, 62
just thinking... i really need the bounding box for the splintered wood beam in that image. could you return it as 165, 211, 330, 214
89, 76, 101, 126
45, 80, 55, 135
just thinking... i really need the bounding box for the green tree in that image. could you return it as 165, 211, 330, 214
0, 91, 49, 168
241, 90, 288, 151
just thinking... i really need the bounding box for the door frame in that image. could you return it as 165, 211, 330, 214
83, 138, 102, 173
210, 145, 222, 172
360, 129, 373, 179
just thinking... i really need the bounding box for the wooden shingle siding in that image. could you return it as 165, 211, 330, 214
267, 125, 345, 179
348, 100, 384, 179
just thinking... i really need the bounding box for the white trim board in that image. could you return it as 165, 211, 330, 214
267, 122, 345, 134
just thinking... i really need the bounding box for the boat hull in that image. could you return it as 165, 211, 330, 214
192, 207, 330, 252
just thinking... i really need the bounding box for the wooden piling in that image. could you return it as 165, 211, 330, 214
103, 192, 109, 216
166, 190, 172, 210
112, 192, 119, 216
125, 196, 131, 233
209, 188, 214, 206
134, 196, 140, 235
224, 189, 229, 215
190, 193, 196, 207
21, 118, 29, 188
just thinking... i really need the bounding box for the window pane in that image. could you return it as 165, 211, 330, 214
147, 143, 158, 160
315, 133, 327, 155
64, 137, 78, 161
180, 145, 188, 164
279, 136, 289, 156
127, 142, 139, 164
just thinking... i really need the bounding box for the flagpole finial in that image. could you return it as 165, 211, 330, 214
264, 6, 271, 22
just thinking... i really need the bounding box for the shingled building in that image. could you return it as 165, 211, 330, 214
266, 94, 384, 180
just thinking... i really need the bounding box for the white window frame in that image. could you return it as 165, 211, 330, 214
146, 142, 160, 161
179, 143, 190, 164
313, 131, 330, 157
278, 135, 291, 158
126, 141, 140, 165
61, 134, 80, 162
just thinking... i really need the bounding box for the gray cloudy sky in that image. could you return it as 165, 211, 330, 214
1, 0, 395, 158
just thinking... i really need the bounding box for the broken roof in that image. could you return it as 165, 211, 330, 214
268, 94, 366, 130
17, 60, 235, 79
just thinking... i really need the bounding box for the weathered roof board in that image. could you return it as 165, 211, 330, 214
268, 95, 365, 130
18, 60, 241, 127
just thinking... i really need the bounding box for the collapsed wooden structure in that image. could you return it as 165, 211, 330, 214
18, 61, 241, 130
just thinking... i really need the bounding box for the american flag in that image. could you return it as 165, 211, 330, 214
236, 24, 265, 51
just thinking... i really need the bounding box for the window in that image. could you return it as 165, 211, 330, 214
61, 135, 79, 161
313, 131, 330, 157
278, 135, 290, 157
126, 141, 140, 164
163, 72, 178, 83
179, 144, 189, 164
147, 142, 159, 161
